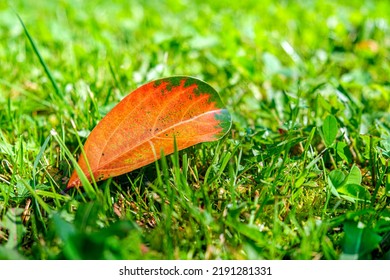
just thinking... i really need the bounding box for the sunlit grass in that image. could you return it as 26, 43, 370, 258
0, 0, 389, 260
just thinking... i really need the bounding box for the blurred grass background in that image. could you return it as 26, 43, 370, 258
0, 0, 390, 259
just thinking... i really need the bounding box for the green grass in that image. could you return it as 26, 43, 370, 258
1, 0, 390, 260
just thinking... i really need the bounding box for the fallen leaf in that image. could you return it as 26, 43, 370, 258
67, 76, 231, 188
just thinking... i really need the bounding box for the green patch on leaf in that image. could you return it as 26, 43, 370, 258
328, 165, 370, 202
336, 142, 352, 163
322, 115, 338, 147
340, 220, 381, 260
0, 208, 26, 249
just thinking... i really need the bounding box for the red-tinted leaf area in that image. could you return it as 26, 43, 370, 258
67, 76, 231, 188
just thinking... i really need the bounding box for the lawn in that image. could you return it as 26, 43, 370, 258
0, 0, 390, 260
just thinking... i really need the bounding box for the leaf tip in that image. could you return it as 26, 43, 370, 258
66, 171, 80, 189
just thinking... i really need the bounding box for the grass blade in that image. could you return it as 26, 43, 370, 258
16, 13, 64, 100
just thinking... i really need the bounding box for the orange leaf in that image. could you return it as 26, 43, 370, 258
67, 76, 231, 188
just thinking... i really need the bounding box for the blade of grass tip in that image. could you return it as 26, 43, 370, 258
271, 198, 280, 259
228, 155, 237, 208
208, 141, 239, 185
152, 146, 163, 187
33, 135, 51, 189
7, 91, 11, 122
43, 170, 68, 208
182, 153, 188, 180
172, 135, 190, 195
271, 141, 290, 193
70, 119, 102, 195
234, 147, 243, 181
32, 134, 51, 228
73, 185, 88, 203
160, 149, 170, 184
249, 193, 260, 225
50, 129, 96, 200
17, 135, 24, 177
87, 88, 102, 120
202, 142, 228, 213
146, 137, 167, 189
211, 150, 232, 183
0, 131, 14, 157
158, 145, 174, 259
371, 159, 387, 205
170, 138, 196, 211
369, 135, 377, 192
229, 147, 243, 196
22, 180, 51, 214
60, 118, 67, 162
101, 177, 113, 213
321, 156, 331, 219
294, 128, 317, 188
108, 61, 124, 96
303, 127, 316, 166
180, 160, 193, 199
35, 190, 69, 201
172, 135, 180, 171
16, 13, 64, 100
203, 142, 221, 184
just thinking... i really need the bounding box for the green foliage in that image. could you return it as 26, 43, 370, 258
322, 115, 338, 147
0, 0, 390, 260
341, 220, 382, 260
0, 208, 26, 248
329, 165, 371, 202
49, 203, 144, 260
